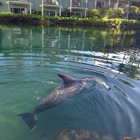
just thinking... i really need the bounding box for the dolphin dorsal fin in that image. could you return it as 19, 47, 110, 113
58, 73, 75, 85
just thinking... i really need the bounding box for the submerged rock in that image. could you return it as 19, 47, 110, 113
55, 130, 116, 140
122, 137, 140, 140
101, 132, 116, 140
55, 129, 140, 140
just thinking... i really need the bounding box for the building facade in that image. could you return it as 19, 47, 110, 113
0, 0, 140, 18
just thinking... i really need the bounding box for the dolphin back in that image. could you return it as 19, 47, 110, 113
18, 112, 37, 131
58, 73, 75, 85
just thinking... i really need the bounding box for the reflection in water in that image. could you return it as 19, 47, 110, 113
0, 26, 140, 140
1, 26, 139, 80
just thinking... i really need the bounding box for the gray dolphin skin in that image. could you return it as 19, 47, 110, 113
18, 73, 98, 131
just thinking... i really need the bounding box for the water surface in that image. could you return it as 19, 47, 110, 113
0, 25, 140, 140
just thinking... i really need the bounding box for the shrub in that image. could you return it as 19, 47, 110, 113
0, 12, 140, 27
44, 16, 61, 21
30, 9, 36, 15
130, 6, 139, 19
36, 11, 42, 16
86, 8, 100, 18
28, 9, 42, 16
86, 7, 124, 19
108, 8, 115, 18
99, 6, 108, 18
131, 6, 139, 14
61, 9, 71, 17
114, 8, 124, 18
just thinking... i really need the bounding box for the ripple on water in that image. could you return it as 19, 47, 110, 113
0, 26, 140, 140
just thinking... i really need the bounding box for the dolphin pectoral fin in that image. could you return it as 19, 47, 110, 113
18, 113, 37, 131
58, 73, 75, 84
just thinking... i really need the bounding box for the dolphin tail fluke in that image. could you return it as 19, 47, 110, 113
18, 113, 37, 131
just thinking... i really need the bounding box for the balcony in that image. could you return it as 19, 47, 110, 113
9, 0, 31, 5
42, 0, 61, 8
118, 1, 129, 11
70, 0, 88, 10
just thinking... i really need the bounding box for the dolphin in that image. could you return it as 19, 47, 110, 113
18, 73, 104, 131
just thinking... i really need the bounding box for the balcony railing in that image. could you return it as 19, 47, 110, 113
9, 0, 31, 2
118, 2, 129, 11
43, 0, 60, 5
72, 2, 88, 8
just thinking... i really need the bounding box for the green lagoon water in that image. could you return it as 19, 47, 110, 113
0, 25, 140, 140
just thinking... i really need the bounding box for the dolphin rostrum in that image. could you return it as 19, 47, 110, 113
18, 73, 101, 131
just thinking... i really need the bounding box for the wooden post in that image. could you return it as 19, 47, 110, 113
70, 0, 72, 16
85, 0, 87, 18
94, 0, 97, 8
30, 0, 31, 14
59, 0, 61, 16
108, 0, 111, 8
116, 0, 119, 8
8, 0, 10, 12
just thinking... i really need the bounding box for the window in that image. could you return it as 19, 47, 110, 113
11, 8, 26, 14
44, 11, 49, 16
76, 13, 81, 17
50, 11, 55, 16
72, 0, 82, 7
44, 10, 55, 16
97, 1, 104, 8
71, 12, 75, 16
71, 12, 82, 17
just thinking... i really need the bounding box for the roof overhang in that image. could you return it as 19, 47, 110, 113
40, 4, 62, 8
68, 7, 88, 10
8, 1, 31, 5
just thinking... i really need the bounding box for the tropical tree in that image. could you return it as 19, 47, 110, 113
86, 7, 124, 19
114, 8, 124, 18
86, 8, 100, 18
99, 6, 108, 18
130, 6, 139, 19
